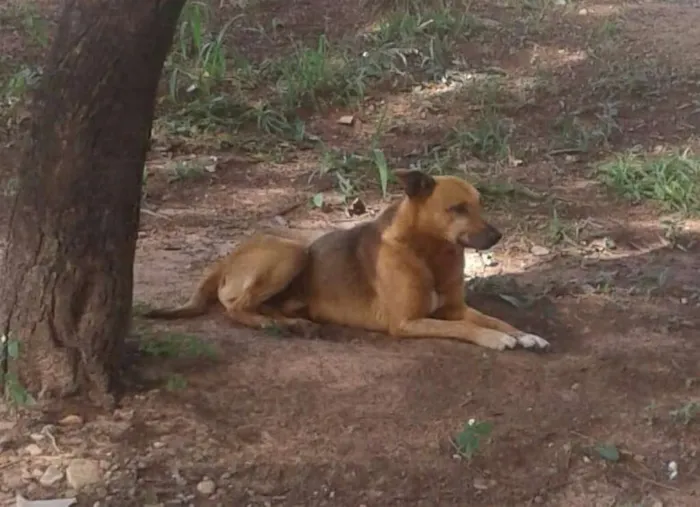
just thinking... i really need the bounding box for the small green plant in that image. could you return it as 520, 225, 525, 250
366, 2, 480, 79
2, 65, 42, 107
669, 401, 699, 425
165, 1, 239, 100
165, 373, 189, 391
273, 35, 368, 111
450, 114, 512, 160
598, 148, 700, 213
594, 442, 620, 462
139, 332, 217, 359
0, 334, 36, 406
553, 103, 620, 153
452, 418, 493, 460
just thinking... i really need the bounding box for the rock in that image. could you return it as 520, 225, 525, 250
473, 477, 489, 490
25, 443, 43, 456
2, 468, 25, 490
530, 245, 550, 256
337, 115, 355, 126
196, 478, 216, 495
66, 459, 102, 490
40, 464, 64, 487
59, 414, 84, 426
0, 420, 16, 431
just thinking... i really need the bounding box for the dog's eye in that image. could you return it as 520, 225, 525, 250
449, 202, 469, 215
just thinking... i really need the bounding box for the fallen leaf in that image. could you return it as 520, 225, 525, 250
595, 443, 620, 462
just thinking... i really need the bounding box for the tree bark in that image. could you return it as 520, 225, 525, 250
0, 0, 186, 407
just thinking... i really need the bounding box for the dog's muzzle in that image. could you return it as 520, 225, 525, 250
460, 223, 502, 251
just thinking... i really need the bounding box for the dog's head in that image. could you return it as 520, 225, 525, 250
394, 169, 502, 250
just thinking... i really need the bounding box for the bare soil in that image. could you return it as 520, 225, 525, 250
1, 0, 699, 506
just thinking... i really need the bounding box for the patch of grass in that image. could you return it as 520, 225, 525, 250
1, 64, 42, 121
364, 0, 482, 81
165, 373, 189, 391
451, 113, 512, 160
270, 35, 370, 112
0, 3, 50, 48
165, 1, 240, 101
669, 401, 699, 425
414, 112, 512, 173
552, 102, 620, 153
598, 148, 700, 213
167, 158, 213, 183
0, 334, 36, 406
139, 332, 217, 360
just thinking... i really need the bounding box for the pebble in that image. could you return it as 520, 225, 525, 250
39, 464, 64, 487
59, 414, 84, 426
66, 459, 102, 490
196, 478, 216, 496
25, 443, 43, 456
530, 245, 550, 256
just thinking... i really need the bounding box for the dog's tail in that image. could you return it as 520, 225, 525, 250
143, 263, 221, 320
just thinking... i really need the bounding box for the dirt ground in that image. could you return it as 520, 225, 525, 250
0, 0, 699, 506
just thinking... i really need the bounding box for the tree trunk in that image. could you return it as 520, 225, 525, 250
0, 0, 186, 407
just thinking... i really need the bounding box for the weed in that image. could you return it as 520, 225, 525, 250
167, 160, 209, 183
166, 1, 240, 100
451, 418, 493, 460
598, 148, 700, 213
272, 35, 368, 111
165, 373, 189, 391
553, 102, 620, 153
669, 401, 699, 425
365, 1, 481, 81
444, 113, 512, 162
139, 332, 217, 360
2, 65, 42, 107
0, 334, 36, 406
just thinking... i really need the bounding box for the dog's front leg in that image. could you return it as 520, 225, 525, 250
436, 304, 550, 350
390, 317, 522, 350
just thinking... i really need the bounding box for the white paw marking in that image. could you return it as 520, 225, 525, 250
499, 333, 518, 350
516, 333, 550, 349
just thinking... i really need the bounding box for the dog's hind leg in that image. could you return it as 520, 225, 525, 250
217, 235, 312, 332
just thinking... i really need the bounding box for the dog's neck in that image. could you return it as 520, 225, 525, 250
381, 199, 461, 260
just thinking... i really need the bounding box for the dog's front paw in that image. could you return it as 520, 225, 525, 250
515, 333, 550, 350
472, 329, 518, 350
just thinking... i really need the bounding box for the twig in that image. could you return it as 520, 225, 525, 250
625, 470, 682, 492
547, 148, 586, 156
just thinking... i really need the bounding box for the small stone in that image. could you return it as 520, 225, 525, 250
337, 115, 355, 126
0, 420, 16, 431
152, 441, 165, 449
59, 414, 84, 426
66, 459, 102, 490
2, 468, 24, 489
530, 245, 550, 256
473, 477, 489, 490
481, 252, 498, 267
25, 443, 43, 456
534, 495, 544, 504
651, 500, 663, 507
196, 478, 216, 496
39, 464, 64, 486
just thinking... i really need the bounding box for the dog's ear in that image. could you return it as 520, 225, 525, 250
394, 169, 436, 198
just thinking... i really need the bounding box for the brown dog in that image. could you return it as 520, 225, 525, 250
144, 170, 550, 351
